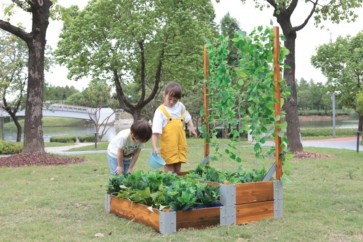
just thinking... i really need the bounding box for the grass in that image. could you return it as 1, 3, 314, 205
3, 117, 86, 130
0, 139, 362, 241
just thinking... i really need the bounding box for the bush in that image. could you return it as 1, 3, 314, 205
298, 109, 350, 116
78, 134, 96, 143
50, 136, 77, 143
0, 141, 22, 154
301, 128, 357, 137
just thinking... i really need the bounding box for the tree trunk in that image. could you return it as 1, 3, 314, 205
281, 29, 303, 152
22, 1, 51, 153
8, 113, 22, 142
132, 109, 142, 121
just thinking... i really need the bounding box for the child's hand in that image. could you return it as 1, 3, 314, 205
189, 129, 198, 138
115, 166, 123, 175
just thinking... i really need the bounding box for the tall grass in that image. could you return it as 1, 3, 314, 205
0, 140, 362, 241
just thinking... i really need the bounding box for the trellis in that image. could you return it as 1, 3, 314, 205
105, 26, 286, 234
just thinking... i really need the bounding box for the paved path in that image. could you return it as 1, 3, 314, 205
301, 136, 363, 151
45, 136, 363, 155
45, 143, 107, 155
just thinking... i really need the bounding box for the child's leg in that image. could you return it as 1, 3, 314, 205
173, 163, 182, 173
107, 154, 117, 175
164, 164, 175, 173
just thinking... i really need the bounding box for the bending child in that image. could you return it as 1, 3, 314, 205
107, 119, 152, 175
151, 82, 198, 173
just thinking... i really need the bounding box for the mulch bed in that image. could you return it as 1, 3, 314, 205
293, 151, 332, 159
0, 150, 330, 167
0, 153, 85, 167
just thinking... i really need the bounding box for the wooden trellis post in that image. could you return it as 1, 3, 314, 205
273, 26, 283, 180
203, 45, 210, 163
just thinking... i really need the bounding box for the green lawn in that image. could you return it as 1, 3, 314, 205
0, 139, 362, 241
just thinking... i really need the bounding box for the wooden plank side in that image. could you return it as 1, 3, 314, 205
176, 207, 220, 230
236, 201, 274, 224
110, 196, 160, 231
235, 181, 274, 204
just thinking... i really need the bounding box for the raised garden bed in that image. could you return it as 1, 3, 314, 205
105, 195, 223, 234
105, 180, 283, 234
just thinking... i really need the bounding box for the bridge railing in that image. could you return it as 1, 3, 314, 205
48, 104, 89, 113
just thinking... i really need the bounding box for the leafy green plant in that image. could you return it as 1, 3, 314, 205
191, 164, 266, 184
202, 26, 290, 176
107, 170, 221, 211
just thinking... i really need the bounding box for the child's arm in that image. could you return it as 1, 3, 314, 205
128, 148, 141, 173
151, 133, 160, 153
116, 148, 124, 174
188, 119, 198, 137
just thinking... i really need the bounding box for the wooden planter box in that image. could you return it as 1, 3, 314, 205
105, 195, 223, 234
219, 180, 283, 224
105, 180, 283, 234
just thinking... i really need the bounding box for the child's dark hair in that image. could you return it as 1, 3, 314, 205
164, 81, 182, 99
131, 120, 152, 143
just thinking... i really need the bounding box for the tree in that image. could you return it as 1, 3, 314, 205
83, 79, 114, 141
0, 31, 27, 142
311, 31, 363, 131
239, 0, 363, 152
0, 0, 53, 152
55, 0, 216, 121
357, 92, 363, 119
220, 13, 241, 67
44, 84, 79, 105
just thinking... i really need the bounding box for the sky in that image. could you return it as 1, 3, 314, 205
2, 0, 363, 91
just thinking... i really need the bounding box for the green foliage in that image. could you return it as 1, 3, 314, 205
78, 135, 96, 143
107, 170, 220, 211
0, 140, 22, 154
356, 92, 363, 115
297, 78, 332, 112
301, 128, 357, 137
312, 31, 363, 113
55, 0, 217, 119
44, 85, 79, 102
191, 164, 266, 184
49, 135, 77, 143
203, 26, 289, 165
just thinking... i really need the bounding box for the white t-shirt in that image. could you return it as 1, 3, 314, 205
107, 129, 144, 159
152, 102, 192, 134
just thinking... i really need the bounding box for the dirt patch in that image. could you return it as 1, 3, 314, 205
293, 151, 332, 159
0, 153, 85, 167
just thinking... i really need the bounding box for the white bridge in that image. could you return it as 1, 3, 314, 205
1, 104, 116, 125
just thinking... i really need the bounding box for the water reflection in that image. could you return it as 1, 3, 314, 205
300, 119, 358, 129
3, 125, 123, 142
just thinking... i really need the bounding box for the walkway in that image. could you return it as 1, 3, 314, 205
301, 136, 363, 151
45, 136, 363, 155
45, 143, 106, 155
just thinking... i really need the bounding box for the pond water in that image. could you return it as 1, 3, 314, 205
2, 125, 119, 142
300, 119, 358, 129
1, 118, 359, 142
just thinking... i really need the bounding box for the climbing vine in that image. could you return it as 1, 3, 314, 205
202, 26, 289, 166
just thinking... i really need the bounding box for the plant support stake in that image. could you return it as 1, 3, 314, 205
203, 45, 210, 164
273, 26, 282, 180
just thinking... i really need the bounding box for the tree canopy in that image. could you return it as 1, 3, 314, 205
55, 0, 217, 120
237, 0, 363, 152
311, 31, 363, 131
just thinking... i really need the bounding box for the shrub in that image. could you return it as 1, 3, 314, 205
78, 134, 96, 143
49, 136, 77, 143
0, 141, 22, 154
301, 128, 357, 137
